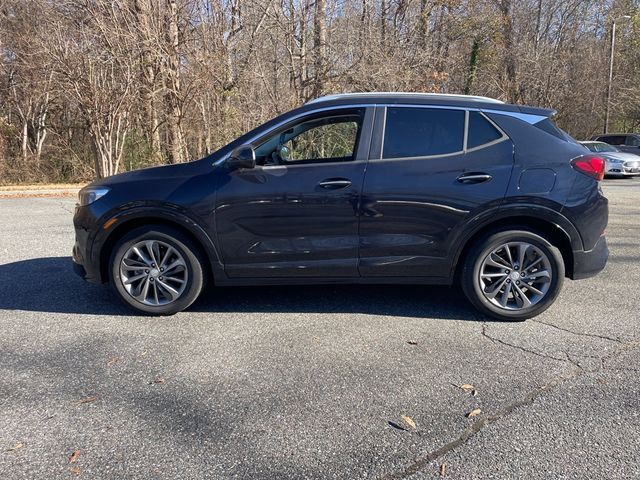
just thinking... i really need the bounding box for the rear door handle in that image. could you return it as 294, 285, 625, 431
318, 178, 352, 189
457, 173, 493, 184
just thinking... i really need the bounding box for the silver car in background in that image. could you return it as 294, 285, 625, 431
579, 141, 640, 177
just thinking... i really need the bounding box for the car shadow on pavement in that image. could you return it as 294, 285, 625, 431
0, 256, 486, 321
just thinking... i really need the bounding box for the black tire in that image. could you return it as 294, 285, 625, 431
461, 229, 565, 321
109, 225, 205, 315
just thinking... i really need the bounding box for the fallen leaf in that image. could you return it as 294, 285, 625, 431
140, 351, 148, 357
472, 389, 478, 397
69, 450, 81, 463
70, 466, 82, 476
150, 377, 165, 385
388, 421, 407, 431
400, 415, 416, 430
406, 340, 418, 345
106, 357, 121, 368
75, 396, 98, 405
460, 384, 474, 392
7, 442, 23, 452
440, 463, 447, 477
466, 408, 482, 418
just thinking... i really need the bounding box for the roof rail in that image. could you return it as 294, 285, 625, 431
305, 92, 505, 105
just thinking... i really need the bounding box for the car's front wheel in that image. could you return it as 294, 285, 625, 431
109, 225, 205, 315
461, 229, 565, 321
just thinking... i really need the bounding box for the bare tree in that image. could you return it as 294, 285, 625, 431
0, 0, 638, 183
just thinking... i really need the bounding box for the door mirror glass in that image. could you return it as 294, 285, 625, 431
228, 145, 256, 170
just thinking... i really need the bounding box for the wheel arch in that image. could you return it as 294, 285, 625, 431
93, 211, 222, 284
452, 214, 576, 282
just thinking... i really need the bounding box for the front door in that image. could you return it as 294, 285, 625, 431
359, 106, 514, 278
215, 107, 373, 278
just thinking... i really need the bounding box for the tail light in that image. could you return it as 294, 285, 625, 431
571, 155, 605, 181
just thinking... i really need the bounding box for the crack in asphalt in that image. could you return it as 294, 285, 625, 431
56, 199, 75, 215
479, 323, 568, 363
531, 319, 622, 344
379, 367, 583, 479
379, 324, 639, 480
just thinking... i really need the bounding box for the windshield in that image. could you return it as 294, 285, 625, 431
593, 142, 619, 153
582, 142, 619, 153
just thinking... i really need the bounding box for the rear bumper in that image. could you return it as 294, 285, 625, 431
571, 235, 608, 280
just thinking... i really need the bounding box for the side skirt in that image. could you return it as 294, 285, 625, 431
213, 276, 453, 287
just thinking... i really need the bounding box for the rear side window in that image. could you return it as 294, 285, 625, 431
597, 135, 626, 145
383, 107, 465, 158
467, 111, 503, 149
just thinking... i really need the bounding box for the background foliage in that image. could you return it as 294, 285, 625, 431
0, 0, 639, 182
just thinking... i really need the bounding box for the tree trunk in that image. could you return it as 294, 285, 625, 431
499, 0, 518, 103
21, 118, 28, 160
133, 0, 163, 164
165, 0, 185, 164
313, 0, 327, 98
464, 39, 480, 95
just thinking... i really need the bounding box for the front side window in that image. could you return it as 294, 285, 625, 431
254, 112, 362, 166
383, 107, 465, 158
625, 136, 640, 146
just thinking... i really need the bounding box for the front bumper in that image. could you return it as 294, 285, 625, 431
72, 205, 103, 283
606, 162, 640, 176
571, 235, 609, 280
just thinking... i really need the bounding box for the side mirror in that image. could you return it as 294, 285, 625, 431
228, 145, 256, 170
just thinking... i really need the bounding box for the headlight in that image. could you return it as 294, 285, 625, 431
608, 159, 624, 164
78, 186, 110, 206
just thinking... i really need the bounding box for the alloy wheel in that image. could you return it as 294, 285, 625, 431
478, 241, 552, 311
119, 240, 188, 306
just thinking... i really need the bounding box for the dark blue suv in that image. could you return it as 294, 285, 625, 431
72, 93, 609, 321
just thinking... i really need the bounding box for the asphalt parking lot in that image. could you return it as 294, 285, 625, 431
1, 179, 639, 479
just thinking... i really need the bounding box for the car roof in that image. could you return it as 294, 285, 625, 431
594, 133, 639, 136
304, 92, 556, 117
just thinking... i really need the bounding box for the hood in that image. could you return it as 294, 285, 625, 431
89, 158, 212, 188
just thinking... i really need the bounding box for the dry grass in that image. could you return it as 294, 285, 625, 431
0, 192, 78, 199
0, 183, 84, 192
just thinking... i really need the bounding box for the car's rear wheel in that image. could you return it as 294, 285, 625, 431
109, 225, 205, 315
461, 229, 564, 321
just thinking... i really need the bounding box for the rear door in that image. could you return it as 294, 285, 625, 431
359, 106, 514, 278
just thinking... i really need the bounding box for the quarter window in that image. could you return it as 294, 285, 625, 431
383, 107, 465, 158
467, 111, 503, 149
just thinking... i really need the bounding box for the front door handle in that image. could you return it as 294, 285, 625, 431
318, 178, 352, 189
457, 173, 493, 184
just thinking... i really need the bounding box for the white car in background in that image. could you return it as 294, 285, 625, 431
579, 141, 640, 177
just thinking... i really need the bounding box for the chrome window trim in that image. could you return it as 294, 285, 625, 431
214, 102, 527, 166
